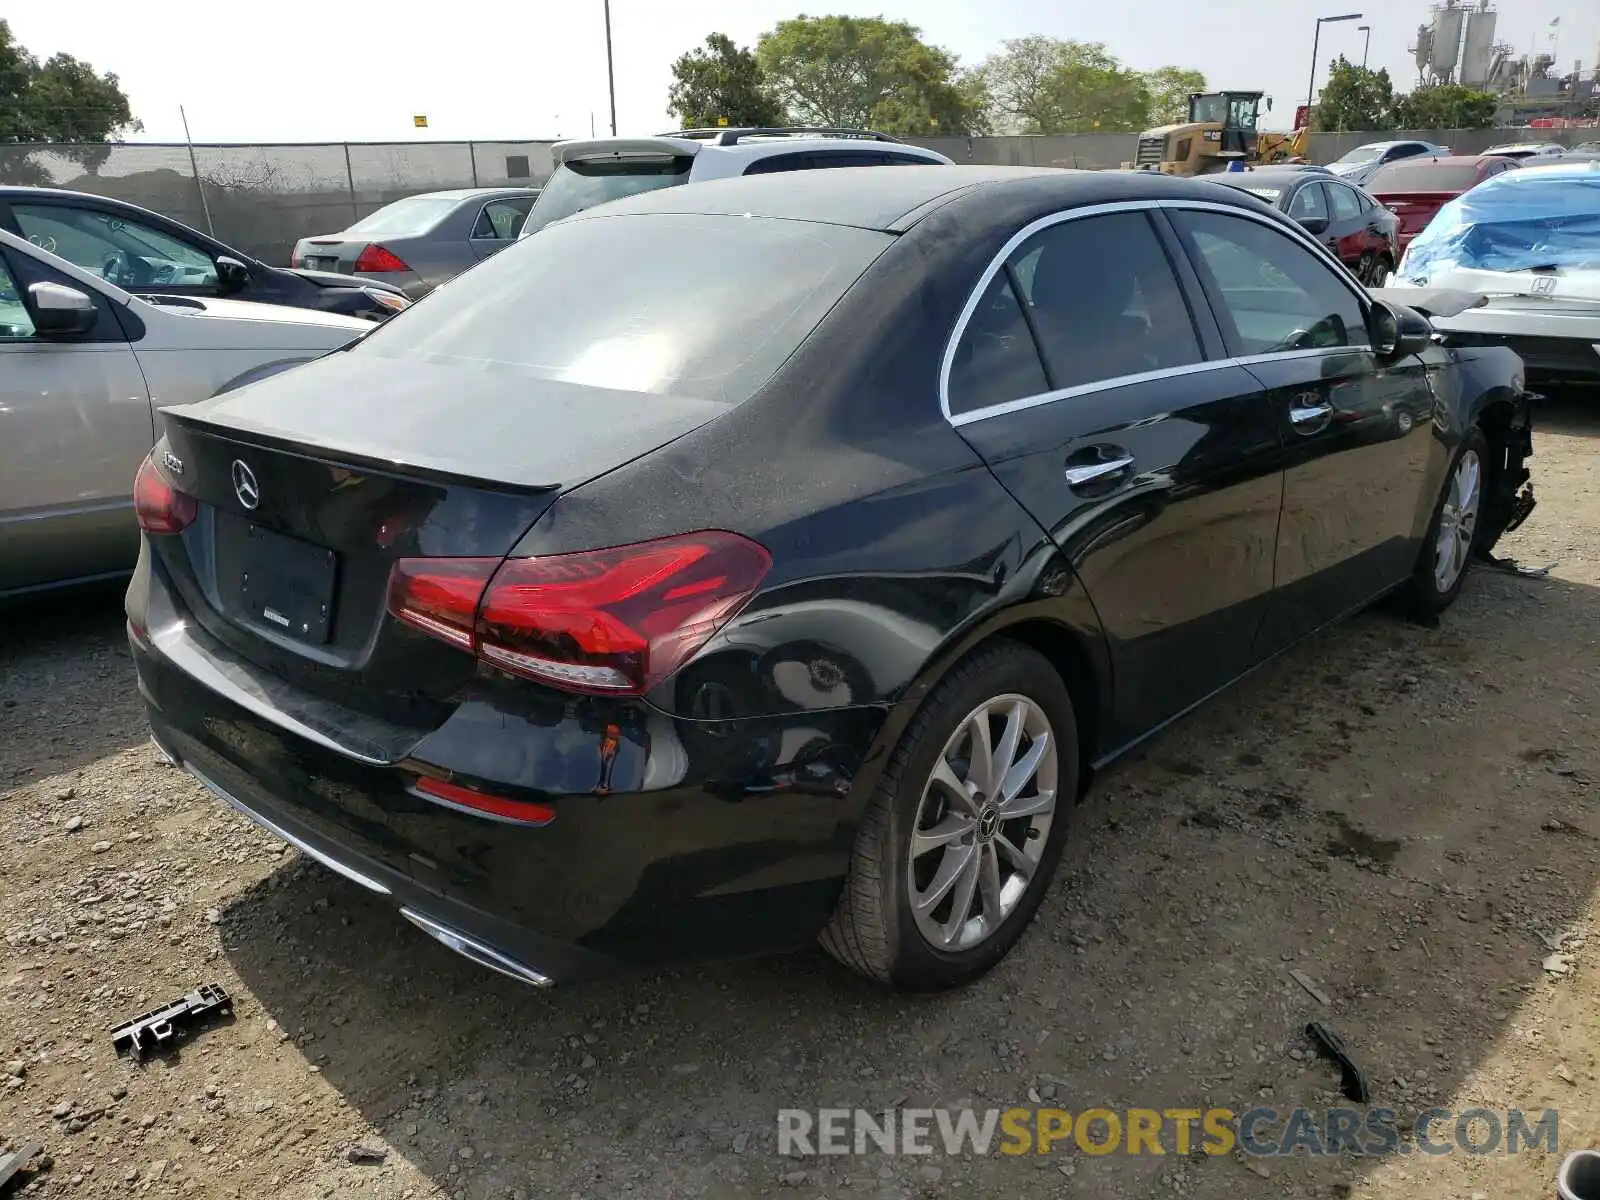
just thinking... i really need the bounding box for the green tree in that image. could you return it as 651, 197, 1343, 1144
0, 20, 139, 183
756, 15, 986, 135
0, 20, 138, 143
979, 37, 1153, 134
1313, 56, 1398, 132
1144, 66, 1208, 127
667, 33, 786, 129
1394, 84, 1499, 130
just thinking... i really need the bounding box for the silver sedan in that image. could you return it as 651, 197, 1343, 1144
291, 188, 540, 298
0, 229, 368, 599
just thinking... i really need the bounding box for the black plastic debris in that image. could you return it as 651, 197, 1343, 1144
111, 984, 234, 1060
1306, 1021, 1372, 1104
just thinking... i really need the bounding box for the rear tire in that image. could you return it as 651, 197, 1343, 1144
1398, 426, 1488, 617
820, 642, 1078, 991
1357, 252, 1391, 287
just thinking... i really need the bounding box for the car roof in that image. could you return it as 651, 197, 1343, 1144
550, 132, 948, 166
0, 185, 167, 208
558, 164, 1272, 233
1210, 166, 1326, 185
1507, 159, 1600, 179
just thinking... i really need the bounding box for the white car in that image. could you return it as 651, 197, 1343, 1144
1324, 140, 1451, 186
518, 125, 953, 238
0, 227, 369, 598
1481, 142, 1567, 160
1385, 161, 1600, 388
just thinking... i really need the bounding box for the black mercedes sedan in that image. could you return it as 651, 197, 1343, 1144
0, 188, 409, 321
126, 166, 1533, 992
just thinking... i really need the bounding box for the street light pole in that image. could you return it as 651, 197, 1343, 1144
1306, 13, 1365, 115
1358, 25, 1371, 67
603, 0, 617, 136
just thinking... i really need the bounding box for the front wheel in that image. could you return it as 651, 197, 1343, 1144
1399, 427, 1487, 616
820, 642, 1078, 991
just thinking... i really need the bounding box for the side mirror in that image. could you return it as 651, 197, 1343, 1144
216, 255, 251, 293
27, 281, 96, 337
1297, 215, 1330, 235
1368, 299, 1431, 359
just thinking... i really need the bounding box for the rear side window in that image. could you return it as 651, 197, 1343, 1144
1367, 162, 1483, 193
520, 155, 692, 237
743, 152, 814, 175
356, 213, 891, 406
947, 211, 1202, 415
1011, 212, 1202, 389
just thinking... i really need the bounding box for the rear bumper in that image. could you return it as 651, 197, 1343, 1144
127, 549, 889, 984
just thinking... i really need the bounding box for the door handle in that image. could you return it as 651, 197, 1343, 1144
1063, 449, 1134, 489
1289, 398, 1334, 433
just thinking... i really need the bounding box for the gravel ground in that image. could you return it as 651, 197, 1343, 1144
1, 396, 1596, 1200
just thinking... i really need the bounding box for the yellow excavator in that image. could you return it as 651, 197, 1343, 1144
1122, 91, 1310, 176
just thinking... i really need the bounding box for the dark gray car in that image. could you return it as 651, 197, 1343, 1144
292, 188, 539, 297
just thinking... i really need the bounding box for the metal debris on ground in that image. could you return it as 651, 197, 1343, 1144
1543, 953, 1574, 978
0, 1142, 44, 1194
345, 1144, 387, 1165
1289, 969, 1332, 1006
111, 984, 234, 1060
1305, 1021, 1372, 1104
1479, 552, 1553, 578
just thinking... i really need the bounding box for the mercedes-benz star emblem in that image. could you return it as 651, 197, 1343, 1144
231, 460, 260, 510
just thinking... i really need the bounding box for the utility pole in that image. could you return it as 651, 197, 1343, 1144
1359, 24, 1372, 67
179, 105, 215, 236
604, 0, 617, 136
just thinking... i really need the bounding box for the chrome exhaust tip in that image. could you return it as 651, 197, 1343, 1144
399, 908, 553, 988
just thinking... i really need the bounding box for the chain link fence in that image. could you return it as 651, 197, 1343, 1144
0, 141, 559, 263
3, 130, 1593, 266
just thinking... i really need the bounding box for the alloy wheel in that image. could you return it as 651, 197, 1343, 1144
1434, 448, 1481, 592
906, 694, 1057, 952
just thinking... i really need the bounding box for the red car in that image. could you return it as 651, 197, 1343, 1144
1366, 155, 1520, 254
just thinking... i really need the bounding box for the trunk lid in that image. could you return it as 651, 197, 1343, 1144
295, 239, 371, 273
153, 352, 725, 724
1373, 190, 1457, 236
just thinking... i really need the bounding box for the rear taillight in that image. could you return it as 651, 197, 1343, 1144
386, 531, 771, 696
133, 455, 198, 535
353, 244, 410, 273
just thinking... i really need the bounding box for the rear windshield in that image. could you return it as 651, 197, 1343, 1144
353, 212, 891, 405
347, 197, 458, 236
1368, 162, 1482, 193
519, 155, 693, 237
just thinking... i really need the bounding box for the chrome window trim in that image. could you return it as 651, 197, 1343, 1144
938, 197, 1372, 427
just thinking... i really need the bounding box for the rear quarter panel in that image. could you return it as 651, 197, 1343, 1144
511, 200, 1114, 760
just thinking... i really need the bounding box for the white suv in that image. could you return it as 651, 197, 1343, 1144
519, 126, 953, 239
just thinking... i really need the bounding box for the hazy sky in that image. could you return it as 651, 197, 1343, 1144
11, 0, 1598, 143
